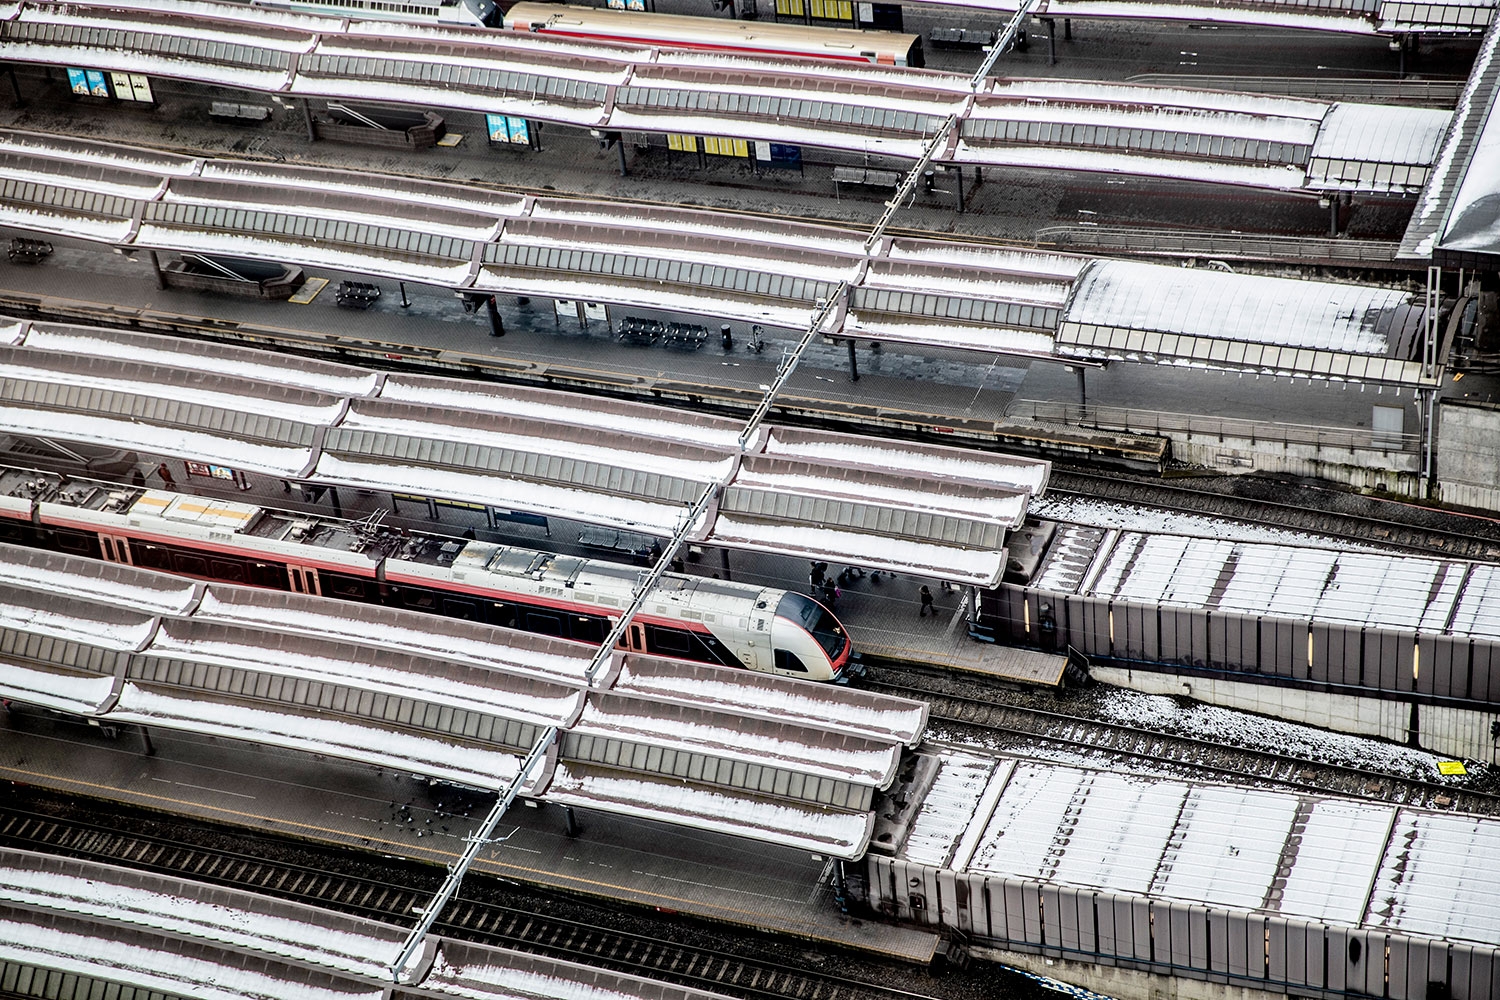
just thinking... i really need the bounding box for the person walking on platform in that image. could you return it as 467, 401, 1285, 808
919, 585, 935, 617
810, 561, 826, 589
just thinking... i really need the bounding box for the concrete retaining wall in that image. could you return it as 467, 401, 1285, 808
1437, 399, 1500, 514
1170, 432, 1422, 498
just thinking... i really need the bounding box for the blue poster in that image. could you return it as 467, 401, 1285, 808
85, 69, 110, 97
506, 116, 529, 144
66, 67, 89, 95
485, 113, 509, 143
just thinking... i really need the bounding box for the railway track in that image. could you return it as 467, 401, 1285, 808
0, 807, 941, 1000
1050, 469, 1500, 561
866, 677, 1500, 815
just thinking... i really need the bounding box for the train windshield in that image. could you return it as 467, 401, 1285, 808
776, 592, 847, 659
465, 0, 501, 26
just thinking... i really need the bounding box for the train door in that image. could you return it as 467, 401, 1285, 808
616, 621, 646, 653
287, 565, 321, 596
98, 534, 134, 566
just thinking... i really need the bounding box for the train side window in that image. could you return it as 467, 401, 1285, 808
210, 559, 246, 583
442, 597, 478, 620
0, 521, 25, 541
774, 649, 809, 673
525, 611, 564, 636
137, 545, 173, 571
488, 602, 519, 629
400, 588, 438, 611
172, 553, 209, 577
570, 616, 605, 644
325, 575, 368, 599
54, 530, 95, 555
249, 562, 286, 589
646, 626, 692, 657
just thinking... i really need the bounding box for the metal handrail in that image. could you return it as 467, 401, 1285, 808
1008, 399, 1422, 453
1034, 225, 1406, 266
1124, 74, 1464, 107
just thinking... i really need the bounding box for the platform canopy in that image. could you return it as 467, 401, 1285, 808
0, 129, 1444, 387
1401, 19, 1500, 269
0, 2, 1455, 194
0, 847, 746, 999
0, 543, 928, 858
1057, 259, 1435, 386
0, 316, 1042, 583
886, 0, 1493, 35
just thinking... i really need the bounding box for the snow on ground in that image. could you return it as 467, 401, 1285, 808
1030, 495, 1390, 551
930, 684, 1481, 788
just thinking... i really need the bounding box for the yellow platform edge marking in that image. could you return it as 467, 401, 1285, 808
287, 276, 329, 304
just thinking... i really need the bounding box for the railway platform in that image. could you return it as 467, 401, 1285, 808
0, 709, 942, 964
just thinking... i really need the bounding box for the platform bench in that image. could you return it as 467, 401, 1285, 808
210, 101, 271, 123
831, 166, 901, 199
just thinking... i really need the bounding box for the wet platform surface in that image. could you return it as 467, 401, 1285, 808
0, 709, 940, 963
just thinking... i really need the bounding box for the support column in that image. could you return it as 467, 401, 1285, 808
328, 486, 343, 518
617, 139, 628, 177
139, 725, 154, 757
1041, 17, 1056, 65
1063, 17, 1072, 39
6, 67, 22, 106
1075, 365, 1087, 410
301, 98, 316, 141
847, 337, 860, 382
399, 281, 410, 307
719, 548, 731, 581
952, 165, 965, 213
148, 250, 167, 290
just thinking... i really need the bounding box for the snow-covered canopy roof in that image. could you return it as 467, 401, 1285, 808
0, 846, 746, 1000
1401, 20, 1500, 265
0, 3, 1452, 194
0, 543, 925, 857
873, 0, 1490, 35
1058, 259, 1435, 386
0, 316, 1042, 583
900, 754, 1500, 948
1034, 526, 1500, 641
3, 126, 1442, 379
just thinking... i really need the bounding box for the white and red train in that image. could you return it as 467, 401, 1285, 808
503, 3, 925, 66
0, 466, 856, 682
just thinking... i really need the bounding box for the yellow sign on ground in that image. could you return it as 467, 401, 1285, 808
287, 277, 329, 304
1437, 760, 1467, 776
436, 132, 464, 147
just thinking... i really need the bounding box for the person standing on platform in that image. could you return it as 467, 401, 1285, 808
919, 585, 935, 617
155, 462, 175, 488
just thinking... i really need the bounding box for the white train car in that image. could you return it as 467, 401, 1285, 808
504, 2, 925, 66
0, 465, 857, 682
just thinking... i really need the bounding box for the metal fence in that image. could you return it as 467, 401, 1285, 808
1125, 73, 1465, 107
1033, 225, 1408, 267
1008, 398, 1423, 454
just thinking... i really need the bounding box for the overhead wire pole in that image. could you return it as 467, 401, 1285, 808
385, 19, 1028, 974
970, 0, 1041, 89
388, 732, 557, 982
